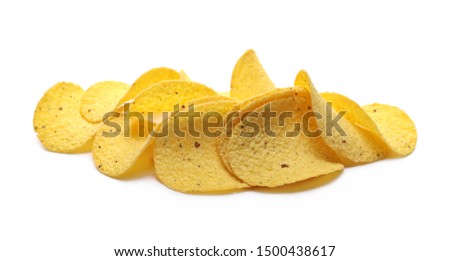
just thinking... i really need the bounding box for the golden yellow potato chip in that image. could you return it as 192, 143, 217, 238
320, 92, 387, 153
33, 82, 100, 153
119, 67, 181, 104
294, 69, 312, 92
230, 49, 276, 100
92, 114, 154, 178
305, 74, 386, 165
219, 88, 301, 173
155, 95, 237, 151
142, 96, 234, 135
230, 88, 297, 114
80, 81, 130, 123
225, 87, 343, 187
295, 70, 383, 141
363, 103, 417, 157
131, 80, 217, 114
321, 92, 381, 136
153, 99, 249, 193
179, 70, 191, 81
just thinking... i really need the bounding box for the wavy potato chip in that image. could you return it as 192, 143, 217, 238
33, 82, 100, 153
154, 99, 249, 193
131, 80, 217, 114
92, 114, 153, 178
225, 88, 343, 187
80, 81, 130, 123
363, 103, 417, 156
230, 49, 276, 100
119, 67, 181, 104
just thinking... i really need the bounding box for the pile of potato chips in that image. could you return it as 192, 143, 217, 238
33, 50, 417, 193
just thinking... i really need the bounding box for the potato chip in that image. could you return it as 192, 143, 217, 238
295, 70, 384, 142
363, 103, 417, 156
230, 88, 297, 114
319, 92, 389, 155
305, 73, 386, 165
92, 114, 154, 178
119, 67, 181, 104
294, 69, 312, 92
225, 87, 343, 187
321, 92, 381, 138
80, 81, 129, 123
230, 49, 276, 100
219, 88, 301, 173
131, 80, 217, 114
33, 82, 99, 153
154, 99, 249, 193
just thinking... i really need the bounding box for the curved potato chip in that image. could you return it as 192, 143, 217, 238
294, 69, 312, 92
119, 67, 181, 104
320, 92, 388, 154
295, 69, 381, 138
321, 92, 381, 137
304, 72, 386, 165
33, 82, 99, 153
80, 81, 129, 123
230, 88, 297, 114
226, 88, 343, 187
219, 88, 301, 173
230, 49, 276, 100
131, 80, 217, 114
154, 99, 249, 193
363, 103, 417, 156
92, 114, 153, 178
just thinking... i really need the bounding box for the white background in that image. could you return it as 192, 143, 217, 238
1, 1, 449, 260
